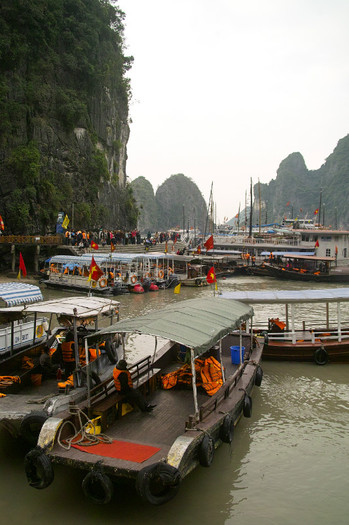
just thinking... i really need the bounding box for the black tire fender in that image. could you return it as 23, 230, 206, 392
255, 365, 263, 387
20, 411, 48, 447
104, 337, 118, 364
24, 447, 54, 489
198, 434, 215, 467
82, 470, 114, 504
220, 414, 234, 444
136, 463, 181, 505
314, 346, 329, 366
243, 394, 252, 418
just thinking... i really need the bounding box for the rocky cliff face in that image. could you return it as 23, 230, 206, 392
0, 0, 136, 234
258, 134, 349, 228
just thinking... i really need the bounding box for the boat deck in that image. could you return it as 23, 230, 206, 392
48, 345, 245, 473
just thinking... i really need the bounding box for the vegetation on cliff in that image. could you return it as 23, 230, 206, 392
0, 0, 137, 234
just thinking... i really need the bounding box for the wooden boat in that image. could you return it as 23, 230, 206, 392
221, 288, 349, 364
264, 254, 349, 282
0, 296, 120, 443
0, 282, 47, 358
27, 298, 263, 505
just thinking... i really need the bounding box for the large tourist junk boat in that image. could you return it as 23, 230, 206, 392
221, 288, 349, 364
0, 295, 120, 444
25, 298, 263, 505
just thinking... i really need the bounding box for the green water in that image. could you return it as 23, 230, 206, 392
1, 276, 348, 524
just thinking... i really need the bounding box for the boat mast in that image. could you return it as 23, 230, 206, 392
258, 178, 261, 235
249, 177, 253, 238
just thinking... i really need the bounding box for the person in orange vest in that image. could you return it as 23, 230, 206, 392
61, 331, 76, 377
113, 359, 156, 412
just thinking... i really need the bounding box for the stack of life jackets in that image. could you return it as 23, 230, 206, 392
161, 356, 223, 396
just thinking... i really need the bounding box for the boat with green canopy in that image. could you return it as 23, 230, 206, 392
27, 297, 263, 505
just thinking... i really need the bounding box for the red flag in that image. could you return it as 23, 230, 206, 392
235, 213, 239, 219
196, 245, 201, 254
206, 266, 216, 284
90, 240, 99, 250
19, 252, 27, 278
0, 215, 4, 230
286, 201, 290, 206
314, 209, 319, 215
315, 240, 319, 248
88, 256, 104, 282
204, 235, 214, 252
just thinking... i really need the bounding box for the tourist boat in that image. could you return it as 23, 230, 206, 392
0, 282, 47, 358
262, 253, 349, 282
221, 288, 349, 364
0, 296, 120, 443
26, 297, 263, 505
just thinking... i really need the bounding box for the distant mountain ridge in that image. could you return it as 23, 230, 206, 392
131, 174, 208, 233
257, 134, 349, 228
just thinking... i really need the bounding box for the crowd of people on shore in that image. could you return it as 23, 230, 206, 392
63, 229, 182, 249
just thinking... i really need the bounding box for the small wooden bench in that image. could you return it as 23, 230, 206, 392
87, 355, 161, 430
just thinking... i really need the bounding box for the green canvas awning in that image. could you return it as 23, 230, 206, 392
91, 298, 253, 357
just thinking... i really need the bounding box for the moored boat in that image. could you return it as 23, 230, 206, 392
221, 288, 349, 363
26, 298, 263, 505
0, 296, 120, 443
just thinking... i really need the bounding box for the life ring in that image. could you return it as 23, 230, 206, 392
136, 462, 181, 505
254, 365, 263, 387
198, 434, 215, 467
82, 470, 114, 504
314, 346, 329, 366
36, 325, 44, 338
158, 270, 164, 279
20, 411, 48, 447
104, 338, 118, 364
99, 278, 107, 288
220, 414, 234, 444
24, 447, 54, 489
168, 267, 173, 275
91, 280, 97, 288
145, 272, 152, 279
243, 394, 252, 418
130, 275, 137, 284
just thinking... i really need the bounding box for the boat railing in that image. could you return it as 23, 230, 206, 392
267, 329, 349, 344
188, 365, 244, 426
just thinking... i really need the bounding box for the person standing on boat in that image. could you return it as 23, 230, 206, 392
113, 359, 156, 412
39, 346, 60, 379
61, 331, 76, 377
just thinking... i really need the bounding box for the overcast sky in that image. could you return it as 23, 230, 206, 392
117, 0, 349, 223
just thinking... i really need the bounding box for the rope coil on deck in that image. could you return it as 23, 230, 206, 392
57, 407, 112, 450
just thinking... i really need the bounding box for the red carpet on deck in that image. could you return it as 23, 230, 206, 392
72, 440, 161, 463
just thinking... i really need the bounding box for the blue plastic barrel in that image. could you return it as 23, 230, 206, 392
230, 345, 245, 364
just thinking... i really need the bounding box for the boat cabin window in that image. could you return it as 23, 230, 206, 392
326, 249, 331, 257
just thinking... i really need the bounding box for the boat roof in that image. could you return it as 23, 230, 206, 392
91, 297, 253, 357
281, 254, 336, 261
0, 296, 120, 320
0, 282, 43, 307
260, 251, 315, 257
220, 287, 349, 304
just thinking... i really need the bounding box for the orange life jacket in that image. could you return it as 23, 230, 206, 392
58, 374, 74, 389
61, 341, 75, 363
200, 356, 223, 396
113, 368, 133, 392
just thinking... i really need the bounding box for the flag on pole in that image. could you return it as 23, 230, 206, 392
110, 241, 115, 252
286, 201, 290, 206
88, 256, 104, 282
0, 215, 4, 231
90, 240, 99, 250
314, 209, 319, 215
62, 214, 70, 229
204, 235, 214, 252
206, 266, 216, 284
173, 283, 181, 294
17, 252, 27, 279
315, 240, 319, 248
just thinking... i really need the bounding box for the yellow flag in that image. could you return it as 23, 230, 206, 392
62, 214, 70, 229
174, 283, 181, 294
